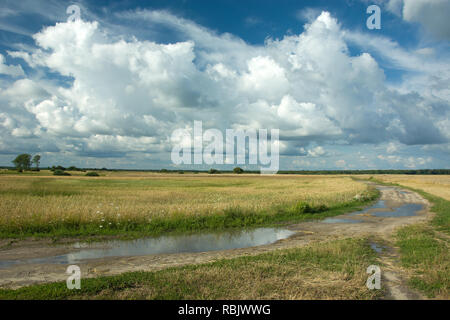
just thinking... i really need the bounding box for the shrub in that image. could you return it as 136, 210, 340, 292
208, 168, 220, 174
290, 202, 329, 214
85, 171, 100, 177
53, 169, 71, 176
233, 167, 244, 174
315, 204, 329, 212
291, 202, 312, 214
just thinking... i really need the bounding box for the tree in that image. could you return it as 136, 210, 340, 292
32, 155, 41, 171
12, 154, 31, 172
53, 169, 71, 176
233, 167, 244, 174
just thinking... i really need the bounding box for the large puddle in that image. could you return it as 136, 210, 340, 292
0, 228, 295, 268
350, 201, 424, 217
323, 188, 425, 224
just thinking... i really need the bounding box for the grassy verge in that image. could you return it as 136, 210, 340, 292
364, 178, 449, 298
0, 238, 383, 300
396, 224, 449, 298
0, 187, 379, 240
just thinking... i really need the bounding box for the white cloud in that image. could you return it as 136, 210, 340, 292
0, 9, 448, 168
386, 0, 403, 16
386, 0, 450, 40
307, 146, 327, 157
0, 54, 24, 77
402, 0, 450, 40
335, 159, 346, 168
386, 142, 398, 153
377, 154, 433, 168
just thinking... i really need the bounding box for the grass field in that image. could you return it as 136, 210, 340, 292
0, 173, 377, 238
1, 173, 448, 300
0, 238, 382, 300
374, 175, 450, 201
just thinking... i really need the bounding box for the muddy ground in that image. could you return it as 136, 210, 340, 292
0, 184, 432, 299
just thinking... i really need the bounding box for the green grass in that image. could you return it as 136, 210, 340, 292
0, 238, 382, 300
0, 188, 379, 240
396, 224, 449, 298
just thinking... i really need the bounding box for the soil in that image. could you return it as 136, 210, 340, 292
0, 184, 431, 299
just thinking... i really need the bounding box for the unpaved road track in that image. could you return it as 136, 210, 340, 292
0, 184, 431, 298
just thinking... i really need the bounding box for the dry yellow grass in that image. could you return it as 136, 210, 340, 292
0, 174, 369, 230
373, 175, 450, 200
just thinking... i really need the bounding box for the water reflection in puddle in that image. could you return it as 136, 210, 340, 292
0, 228, 295, 268
369, 203, 423, 217
350, 200, 423, 217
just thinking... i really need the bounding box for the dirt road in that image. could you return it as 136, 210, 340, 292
0, 184, 431, 298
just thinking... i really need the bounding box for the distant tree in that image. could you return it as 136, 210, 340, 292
160, 169, 168, 173
233, 167, 244, 174
53, 169, 71, 176
12, 154, 31, 172
85, 171, 99, 177
32, 155, 41, 171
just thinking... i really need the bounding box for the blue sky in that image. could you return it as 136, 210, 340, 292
0, 0, 449, 170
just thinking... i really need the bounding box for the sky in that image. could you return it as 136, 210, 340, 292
0, 0, 449, 170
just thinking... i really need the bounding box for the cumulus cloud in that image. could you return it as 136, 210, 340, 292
386, 0, 450, 40
402, 0, 450, 40
0, 9, 448, 168
377, 154, 433, 168
307, 146, 327, 157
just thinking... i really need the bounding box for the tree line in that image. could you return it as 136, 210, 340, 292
8, 154, 450, 175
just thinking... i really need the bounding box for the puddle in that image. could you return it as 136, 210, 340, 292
349, 200, 386, 215
351, 200, 423, 217
370, 203, 423, 217
322, 218, 363, 224
370, 243, 384, 253
0, 228, 295, 268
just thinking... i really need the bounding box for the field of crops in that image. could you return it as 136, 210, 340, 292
372, 175, 450, 201
0, 172, 375, 238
